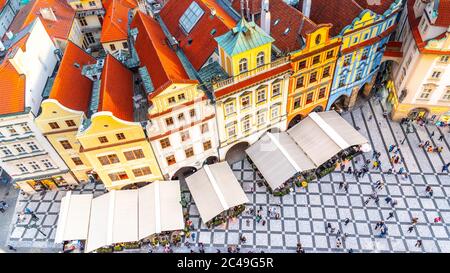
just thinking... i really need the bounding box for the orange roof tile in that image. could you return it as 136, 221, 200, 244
98, 54, 134, 122
49, 41, 96, 114
0, 60, 26, 115
159, 0, 237, 70
7, 0, 75, 42
0, 0, 7, 11
100, 0, 137, 43
434, 0, 450, 27
130, 11, 195, 99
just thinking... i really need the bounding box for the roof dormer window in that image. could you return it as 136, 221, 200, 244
179, 2, 205, 34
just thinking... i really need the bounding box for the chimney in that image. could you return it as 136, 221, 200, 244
40, 8, 58, 21
245, 0, 251, 21
261, 0, 270, 35
302, 0, 311, 18
6, 31, 14, 40
240, 0, 245, 17
0, 40, 5, 52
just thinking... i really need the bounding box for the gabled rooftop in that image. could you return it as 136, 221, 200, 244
49, 41, 96, 114
130, 11, 196, 100
159, 0, 237, 70
433, 0, 450, 27
6, 0, 75, 42
98, 54, 134, 122
100, 0, 137, 43
215, 18, 274, 57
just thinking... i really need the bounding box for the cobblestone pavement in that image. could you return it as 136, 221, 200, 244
3, 99, 450, 253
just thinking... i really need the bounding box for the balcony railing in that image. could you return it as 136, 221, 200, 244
212, 57, 289, 90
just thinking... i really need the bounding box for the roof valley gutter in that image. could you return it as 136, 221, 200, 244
309, 112, 349, 149
203, 164, 229, 211
216, 0, 241, 21
266, 132, 302, 173
154, 181, 161, 234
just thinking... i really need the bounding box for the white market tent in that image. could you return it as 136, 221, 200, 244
56, 181, 184, 253
185, 162, 249, 224
246, 132, 316, 190
246, 111, 369, 189
55, 191, 93, 244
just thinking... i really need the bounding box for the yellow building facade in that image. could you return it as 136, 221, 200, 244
287, 25, 341, 128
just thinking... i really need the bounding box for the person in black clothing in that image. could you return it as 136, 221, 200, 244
387, 212, 394, 220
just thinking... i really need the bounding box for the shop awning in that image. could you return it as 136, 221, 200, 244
288, 111, 368, 166
246, 132, 315, 190
138, 181, 184, 240
186, 162, 248, 224
111, 190, 139, 244
55, 192, 93, 244
85, 192, 110, 253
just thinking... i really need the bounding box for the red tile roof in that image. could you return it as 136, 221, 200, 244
7, 0, 75, 42
234, 0, 318, 53
0, 0, 7, 11
102, 0, 137, 9
159, 0, 237, 70
407, 0, 450, 55
131, 11, 196, 99
49, 41, 96, 114
98, 54, 135, 122
306, 0, 363, 37
215, 63, 291, 98
434, 0, 450, 27
0, 61, 26, 115
354, 0, 396, 15
101, 0, 137, 43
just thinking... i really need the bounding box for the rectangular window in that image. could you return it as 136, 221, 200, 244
72, 157, 84, 166
60, 140, 72, 150
355, 70, 363, 81
185, 147, 194, 158
257, 89, 266, 103
85, 32, 95, 44
296, 76, 304, 89
124, 149, 145, 160
178, 93, 186, 101
201, 123, 209, 133
203, 140, 212, 151
79, 17, 88, 26
132, 167, 152, 177
343, 54, 351, 67
338, 75, 346, 87
49, 122, 60, 129
22, 124, 31, 132
241, 96, 250, 109
293, 97, 301, 109
0, 146, 12, 156
122, 42, 128, 49
326, 50, 334, 59
242, 118, 251, 132
165, 117, 174, 126
271, 107, 279, 119
318, 87, 327, 99
14, 144, 25, 153
431, 71, 441, 79
168, 97, 176, 104
160, 138, 171, 148
225, 102, 235, 115
98, 136, 108, 143
306, 92, 314, 104
439, 55, 449, 63
190, 109, 196, 118
179, 1, 205, 33
309, 72, 317, 83
7, 126, 16, 134
257, 112, 266, 125
108, 171, 129, 181
29, 161, 41, 171
110, 44, 116, 51
442, 89, 450, 100
322, 66, 330, 78
41, 159, 53, 168
98, 154, 120, 165
312, 55, 320, 65
89, 1, 96, 7
180, 131, 190, 141
65, 120, 76, 127
226, 124, 236, 137
27, 142, 39, 151
166, 155, 176, 166
272, 83, 281, 97
116, 133, 126, 140
16, 164, 28, 173
298, 60, 306, 70
178, 113, 185, 122
361, 48, 369, 60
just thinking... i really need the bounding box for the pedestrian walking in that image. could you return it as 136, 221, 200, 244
407, 226, 414, 233
246, 219, 250, 227
411, 217, 419, 225
391, 199, 398, 207
339, 181, 344, 190
431, 131, 435, 137
401, 138, 406, 145
434, 217, 442, 224
387, 212, 394, 220
347, 167, 352, 174
439, 135, 444, 141
344, 183, 349, 193
7, 245, 17, 252
415, 240, 422, 247
344, 218, 350, 226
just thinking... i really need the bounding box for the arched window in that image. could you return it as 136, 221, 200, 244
239, 58, 248, 73
256, 52, 265, 67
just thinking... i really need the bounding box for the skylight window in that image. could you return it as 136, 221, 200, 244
274, 19, 280, 26
284, 27, 290, 35
179, 2, 205, 34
